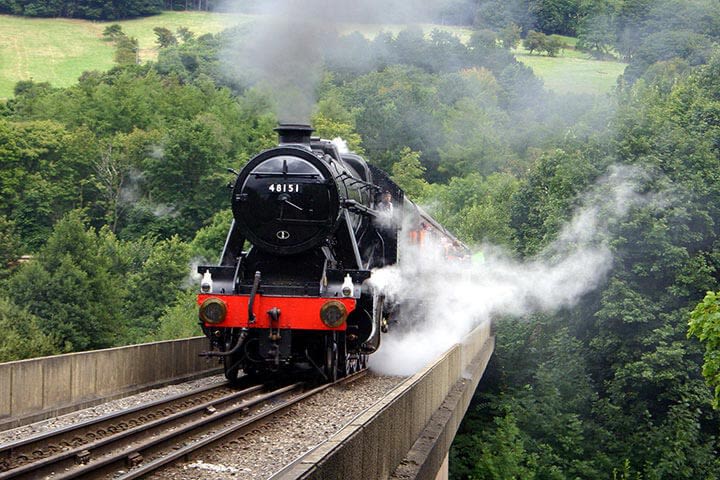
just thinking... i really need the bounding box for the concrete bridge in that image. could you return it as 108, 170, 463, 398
0, 324, 494, 479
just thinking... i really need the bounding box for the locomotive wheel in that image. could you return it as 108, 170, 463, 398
324, 337, 338, 382
324, 333, 348, 381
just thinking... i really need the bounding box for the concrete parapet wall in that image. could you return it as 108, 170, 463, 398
275, 321, 494, 480
0, 337, 219, 431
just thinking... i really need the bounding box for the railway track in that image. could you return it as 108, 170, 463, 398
0, 370, 366, 479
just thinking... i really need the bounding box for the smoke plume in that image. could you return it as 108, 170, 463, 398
217, 0, 462, 123
368, 165, 658, 376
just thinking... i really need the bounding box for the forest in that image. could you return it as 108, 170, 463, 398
2, 0, 720, 478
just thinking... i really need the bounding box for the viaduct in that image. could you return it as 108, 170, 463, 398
0, 323, 494, 479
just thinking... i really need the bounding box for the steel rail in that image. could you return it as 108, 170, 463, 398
0, 380, 233, 471
1, 369, 367, 480
0, 382, 268, 480
116, 368, 368, 480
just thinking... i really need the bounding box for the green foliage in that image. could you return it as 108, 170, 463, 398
153, 26, 177, 48
456, 41, 720, 480
114, 35, 139, 65
0, 119, 100, 250
524, 30, 547, 55
510, 148, 601, 256
175, 26, 194, 43
470, 412, 537, 480
190, 209, 232, 262
0, 296, 60, 362
154, 289, 201, 341
0, 215, 21, 279
0, 0, 163, 20
499, 23, 522, 50
689, 291, 720, 408
576, 5, 617, 58
124, 235, 191, 342
102, 24, 124, 41
311, 110, 364, 155
429, 172, 519, 246
9, 211, 124, 351
439, 97, 510, 177
390, 148, 429, 200
523, 30, 566, 57
544, 35, 566, 57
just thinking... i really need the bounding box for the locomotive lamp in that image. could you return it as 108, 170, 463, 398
341, 274, 354, 297
320, 300, 348, 328
200, 298, 227, 324
201, 270, 213, 293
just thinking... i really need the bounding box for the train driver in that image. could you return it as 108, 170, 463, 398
378, 190, 393, 214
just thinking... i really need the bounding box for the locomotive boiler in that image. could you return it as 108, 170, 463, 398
197, 124, 467, 382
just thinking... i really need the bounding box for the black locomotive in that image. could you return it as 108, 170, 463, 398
197, 124, 466, 382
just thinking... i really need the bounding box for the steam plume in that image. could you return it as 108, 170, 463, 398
369, 165, 657, 375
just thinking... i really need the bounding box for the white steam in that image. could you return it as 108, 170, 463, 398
369, 165, 657, 375
332, 137, 350, 153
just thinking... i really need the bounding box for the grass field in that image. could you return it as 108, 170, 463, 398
512, 34, 626, 95
0, 12, 252, 98
515, 50, 626, 95
0, 12, 625, 99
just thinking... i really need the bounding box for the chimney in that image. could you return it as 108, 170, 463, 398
275, 124, 314, 146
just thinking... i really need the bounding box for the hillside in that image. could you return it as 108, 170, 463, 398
0, 12, 252, 98
0, 12, 625, 99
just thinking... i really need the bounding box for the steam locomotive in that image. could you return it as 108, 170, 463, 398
197, 124, 466, 382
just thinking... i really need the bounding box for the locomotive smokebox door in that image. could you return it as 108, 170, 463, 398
231, 147, 342, 256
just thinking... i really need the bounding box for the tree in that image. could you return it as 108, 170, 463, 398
576, 12, 617, 58
123, 235, 192, 342
9, 211, 124, 351
523, 30, 547, 55
137, 114, 232, 239
528, 0, 581, 36
544, 35, 565, 57
190, 209, 233, 262
469, 29, 499, 50
154, 27, 178, 48
311, 110, 364, 154
102, 24, 124, 41
688, 291, 720, 408
510, 148, 601, 255
0, 215, 21, 280
115, 35, 140, 65
469, 412, 537, 480
94, 138, 128, 233
0, 0, 163, 19
0, 119, 101, 250
154, 289, 202, 340
499, 23, 522, 50
391, 147, 429, 199
0, 296, 60, 362
176, 26, 194, 42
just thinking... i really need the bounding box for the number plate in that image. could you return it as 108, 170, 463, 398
268, 183, 301, 193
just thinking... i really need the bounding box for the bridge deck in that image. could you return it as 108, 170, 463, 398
273, 321, 494, 480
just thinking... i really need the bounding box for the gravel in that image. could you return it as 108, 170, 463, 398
152, 373, 405, 480
0, 374, 228, 446
0, 371, 406, 480
0, 373, 405, 480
